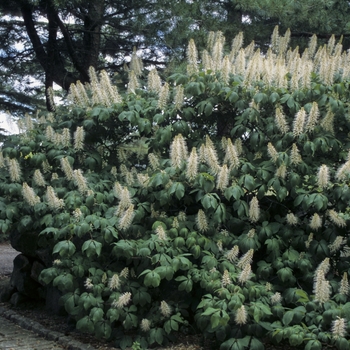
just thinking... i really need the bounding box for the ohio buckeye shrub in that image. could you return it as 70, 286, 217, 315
1, 27, 350, 349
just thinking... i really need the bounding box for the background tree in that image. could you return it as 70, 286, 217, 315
1, 0, 350, 116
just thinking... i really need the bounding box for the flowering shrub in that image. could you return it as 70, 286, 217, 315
2, 27, 350, 349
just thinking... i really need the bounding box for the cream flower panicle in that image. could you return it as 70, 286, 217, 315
267, 142, 278, 162
320, 109, 335, 134
235, 305, 247, 325
290, 143, 302, 165
221, 55, 231, 84
174, 85, 184, 110
45, 125, 55, 142
187, 38, 198, 75
113, 292, 132, 309
286, 212, 298, 226
140, 319, 151, 332
332, 317, 347, 339
157, 82, 170, 110
46, 186, 64, 210
170, 134, 188, 168
196, 209, 209, 232
60, 157, 74, 180
73, 169, 89, 195
204, 143, 220, 175
42, 159, 51, 173
339, 272, 349, 296
74, 126, 85, 151
317, 164, 329, 189
118, 204, 135, 231
270, 292, 282, 304
0, 152, 5, 169
216, 164, 229, 191
155, 225, 167, 241
22, 182, 40, 207
224, 138, 240, 169
309, 213, 322, 231
336, 160, 350, 181
148, 153, 160, 171
84, 278, 94, 290
329, 236, 346, 254
127, 70, 139, 94
305, 233, 314, 249
275, 107, 289, 134
328, 209, 346, 228
238, 264, 252, 284
120, 267, 129, 279
178, 211, 186, 222
305, 101, 319, 132
249, 196, 260, 223
237, 249, 254, 269
33, 169, 46, 187
160, 300, 172, 318
186, 147, 199, 181
293, 107, 306, 137
226, 245, 240, 263
61, 128, 71, 148
114, 185, 130, 208
313, 258, 331, 304
130, 48, 143, 77
275, 164, 287, 179
221, 270, 232, 287
108, 274, 121, 290
148, 68, 162, 93
7, 158, 21, 182
73, 208, 83, 221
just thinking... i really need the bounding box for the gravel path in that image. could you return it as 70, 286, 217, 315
0, 243, 18, 275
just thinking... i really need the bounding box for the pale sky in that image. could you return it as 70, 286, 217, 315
0, 113, 19, 135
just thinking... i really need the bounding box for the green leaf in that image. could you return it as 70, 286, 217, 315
201, 307, 217, 316
277, 267, 293, 283
335, 338, 350, 350
95, 320, 112, 339
210, 311, 221, 329
82, 239, 103, 258
152, 328, 164, 345
242, 174, 255, 192
295, 289, 310, 303
282, 310, 294, 326
39, 267, 58, 285
204, 102, 213, 116
169, 182, 185, 200
178, 277, 193, 292
220, 336, 250, 350
90, 307, 104, 322
269, 92, 280, 103
154, 266, 174, 281
53, 240, 76, 257
133, 288, 151, 306
143, 271, 161, 287
76, 316, 94, 333
119, 335, 133, 350
250, 337, 264, 350
228, 91, 239, 103
305, 340, 322, 350
289, 333, 304, 347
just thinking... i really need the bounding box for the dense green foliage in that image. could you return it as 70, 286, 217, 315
2, 30, 350, 349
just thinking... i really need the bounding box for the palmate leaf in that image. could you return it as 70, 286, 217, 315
53, 240, 76, 257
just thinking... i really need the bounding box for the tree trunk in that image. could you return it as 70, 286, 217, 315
83, 0, 105, 71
